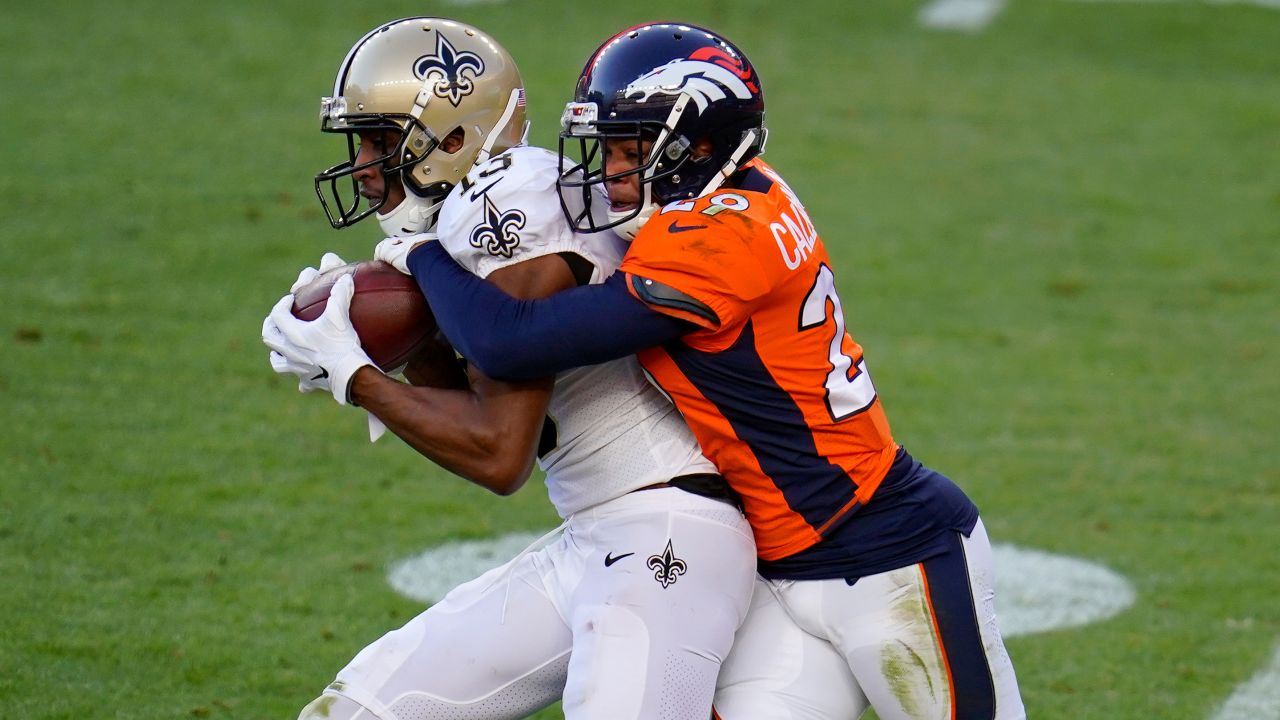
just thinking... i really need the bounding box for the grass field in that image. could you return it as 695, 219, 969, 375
1, 1, 1277, 718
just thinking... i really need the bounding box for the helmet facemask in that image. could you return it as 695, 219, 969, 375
314, 105, 443, 230
558, 96, 699, 239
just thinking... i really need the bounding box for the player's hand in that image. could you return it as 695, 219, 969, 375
262, 314, 331, 394
263, 274, 377, 405
268, 348, 332, 394
374, 233, 437, 275
289, 252, 348, 293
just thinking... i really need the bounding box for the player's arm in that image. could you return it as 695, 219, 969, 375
401, 338, 468, 390
407, 241, 699, 380
348, 253, 574, 495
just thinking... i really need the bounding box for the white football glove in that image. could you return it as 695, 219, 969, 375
262, 314, 330, 394
263, 274, 377, 405
262, 252, 351, 394
290, 251, 348, 292
265, 316, 389, 441
374, 233, 437, 275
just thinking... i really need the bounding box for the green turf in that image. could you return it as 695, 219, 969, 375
1, 1, 1276, 718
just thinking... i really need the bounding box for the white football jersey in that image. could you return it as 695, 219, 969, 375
436, 146, 716, 517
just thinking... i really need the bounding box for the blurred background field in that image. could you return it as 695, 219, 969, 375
1, 1, 1276, 717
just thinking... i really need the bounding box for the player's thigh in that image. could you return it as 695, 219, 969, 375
563, 489, 757, 720
714, 576, 868, 720
833, 520, 1024, 720
300, 554, 573, 720
957, 519, 1025, 719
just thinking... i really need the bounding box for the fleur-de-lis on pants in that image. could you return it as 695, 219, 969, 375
647, 540, 688, 589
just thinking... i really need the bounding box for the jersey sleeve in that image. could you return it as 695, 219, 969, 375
406, 242, 692, 379
619, 201, 774, 333
437, 146, 616, 280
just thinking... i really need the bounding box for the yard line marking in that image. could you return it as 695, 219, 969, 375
1215, 0, 1280, 7
990, 544, 1135, 637
387, 531, 543, 604
388, 535, 1136, 637
918, 0, 1279, 33
1068, 0, 1279, 7
918, 0, 1009, 31
1211, 642, 1280, 720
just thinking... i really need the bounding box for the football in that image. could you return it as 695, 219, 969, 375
291, 260, 438, 371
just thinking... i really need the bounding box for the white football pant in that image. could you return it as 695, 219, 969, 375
714, 519, 1026, 720
297, 487, 756, 720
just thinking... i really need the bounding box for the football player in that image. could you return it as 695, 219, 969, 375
262, 18, 756, 720
400, 22, 1027, 720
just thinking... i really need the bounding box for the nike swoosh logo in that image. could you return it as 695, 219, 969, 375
668, 220, 706, 234
310, 367, 330, 381
469, 179, 502, 201
603, 552, 635, 567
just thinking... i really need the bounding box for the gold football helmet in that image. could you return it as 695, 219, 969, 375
315, 17, 527, 232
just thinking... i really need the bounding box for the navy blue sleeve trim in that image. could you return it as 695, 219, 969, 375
406, 241, 694, 380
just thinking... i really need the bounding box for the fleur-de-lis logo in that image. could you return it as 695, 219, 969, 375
469, 196, 525, 258
646, 540, 688, 589
414, 34, 485, 107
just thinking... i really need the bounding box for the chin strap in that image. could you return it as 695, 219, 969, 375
609, 126, 762, 242
476, 87, 527, 165
377, 190, 445, 238
609, 199, 657, 242
608, 175, 657, 241
609, 96, 769, 242
700, 128, 763, 198
606, 95, 691, 241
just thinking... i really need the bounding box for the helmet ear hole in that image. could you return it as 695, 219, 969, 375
440, 127, 466, 153
688, 137, 714, 162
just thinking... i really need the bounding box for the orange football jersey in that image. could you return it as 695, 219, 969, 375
621, 159, 900, 561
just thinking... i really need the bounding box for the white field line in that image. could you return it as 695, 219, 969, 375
991, 543, 1135, 637
919, 0, 1278, 32
1069, 0, 1280, 7
919, 0, 1009, 30
387, 535, 1135, 637
1207, 0, 1280, 7
387, 531, 545, 604
388, 536, 1280, 716
1212, 643, 1280, 720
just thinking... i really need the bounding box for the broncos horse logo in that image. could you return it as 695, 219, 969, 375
469, 195, 525, 258
623, 49, 756, 114
414, 34, 485, 107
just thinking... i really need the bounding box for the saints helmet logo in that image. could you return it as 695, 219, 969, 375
469, 195, 525, 258
414, 34, 485, 107
647, 540, 688, 589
